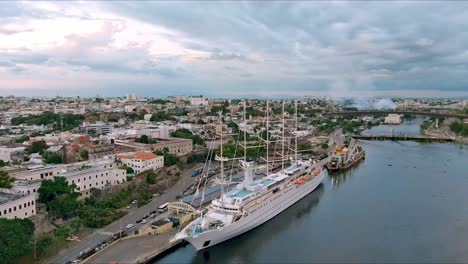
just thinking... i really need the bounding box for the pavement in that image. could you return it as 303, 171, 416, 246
87, 229, 179, 264
48, 163, 202, 264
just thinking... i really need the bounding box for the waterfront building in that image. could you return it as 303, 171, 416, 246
115, 137, 193, 157
117, 151, 164, 173
0, 190, 36, 219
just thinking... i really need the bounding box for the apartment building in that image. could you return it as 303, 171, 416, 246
117, 151, 164, 173
0, 190, 36, 219
115, 137, 193, 157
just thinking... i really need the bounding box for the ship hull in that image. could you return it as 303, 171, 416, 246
326, 152, 365, 171
183, 171, 325, 250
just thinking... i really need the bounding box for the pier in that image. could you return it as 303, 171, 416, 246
352, 135, 454, 142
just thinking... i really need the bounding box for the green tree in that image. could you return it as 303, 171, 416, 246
53, 226, 71, 240
119, 165, 134, 174
42, 152, 63, 164
35, 233, 53, 258
48, 193, 80, 218
0, 160, 5, 167
0, 170, 15, 189
150, 112, 175, 122
25, 140, 48, 154
0, 218, 35, 264
80, 150, 89, 160
70, 219, 82, 234
15, 135, 30, 143
172, 129, 204, 145
37, 177, 80, 205
146, 170, 157, 184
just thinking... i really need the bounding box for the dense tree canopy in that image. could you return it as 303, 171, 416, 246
0, 218, 35, 264
171, 129, 204, 145
42, 152, 63, 164
153, 148, 180, 166
0, 170, 15, 189
38, 177, 80, 218
450, 121, 468, 137
25, 140, 49, 154
11, 112, 84, 131
150, 112, 175, 122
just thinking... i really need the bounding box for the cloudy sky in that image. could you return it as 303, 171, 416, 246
1, 1, 468, 98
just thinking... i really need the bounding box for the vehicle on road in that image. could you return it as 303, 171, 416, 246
152, 193, 160, 197
150, 210, 157, 214
131, 200, 137, 204
126, 205, 131, 209
141, 219, 147, 224
136, 219, 142, 223
192, 167, 204, 177
126, 224, 134, 229
150, 213, 156, 218
143, 214, 149, 219
158, 202, 170, 213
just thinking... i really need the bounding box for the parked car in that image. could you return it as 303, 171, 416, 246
143, 214, 149, 219
150, 210, 157, 214
131, 200, 137, 204
141, 219, 147, 224
126, 205, 131, 209
152, 193, 160, 197
150, 213, 156, 218
126, 224, 134, 229
136, 219, 142, 223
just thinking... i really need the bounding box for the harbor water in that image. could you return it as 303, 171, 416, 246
156, 118, 468, 263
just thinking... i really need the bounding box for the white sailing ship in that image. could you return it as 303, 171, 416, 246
174, 101, 326, 250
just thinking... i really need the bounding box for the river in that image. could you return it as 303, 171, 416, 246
155, 118, 468, 263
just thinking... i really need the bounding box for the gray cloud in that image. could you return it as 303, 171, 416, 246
2, 1, 468, 97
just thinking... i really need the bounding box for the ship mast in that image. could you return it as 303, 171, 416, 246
282, 101, 285, 170
294, 100, 298, 162
218, 111, 225, 206
266, 100, 269, 175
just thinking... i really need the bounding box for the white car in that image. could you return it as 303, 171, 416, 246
126, 224, 134, 229
141, 219, 147, 224
126, 205, 131, 209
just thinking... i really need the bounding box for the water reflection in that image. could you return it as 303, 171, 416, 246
327, 159, 365, 188
185, 184, 325, 264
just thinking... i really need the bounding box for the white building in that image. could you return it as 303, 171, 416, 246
384, 114, 403, 125
138, 125, 174, 139
83, 122, 113, 135
117, 151, 164, 174
11, 158, 127, 199
0, 190, 36, 219
11, 165, 64, 181
127, 93, 137, 101
190, 96, 209, 106
0, 146, 25, 162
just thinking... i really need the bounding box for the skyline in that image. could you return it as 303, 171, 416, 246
1, 1, 468, 98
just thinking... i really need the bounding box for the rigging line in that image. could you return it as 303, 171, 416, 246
197, 135, 216, 211
191, 132, 216, 206
229, 128, 241, 182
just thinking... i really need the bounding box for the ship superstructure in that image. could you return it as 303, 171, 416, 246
173, 101, 325, 250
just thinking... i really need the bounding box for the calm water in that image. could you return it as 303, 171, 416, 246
156, 118, 468, 263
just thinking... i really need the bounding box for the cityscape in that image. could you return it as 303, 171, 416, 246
1, 2, 468, 264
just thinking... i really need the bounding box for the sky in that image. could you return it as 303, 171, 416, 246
1, 1, 468, 98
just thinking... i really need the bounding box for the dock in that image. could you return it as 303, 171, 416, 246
83, 229, 185, 264
352, 135, 454, 142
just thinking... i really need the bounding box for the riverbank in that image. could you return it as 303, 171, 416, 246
155, 118, 468, 263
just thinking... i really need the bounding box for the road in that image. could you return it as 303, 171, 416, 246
48, 164, 202, 264
86, 230, 179, 264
